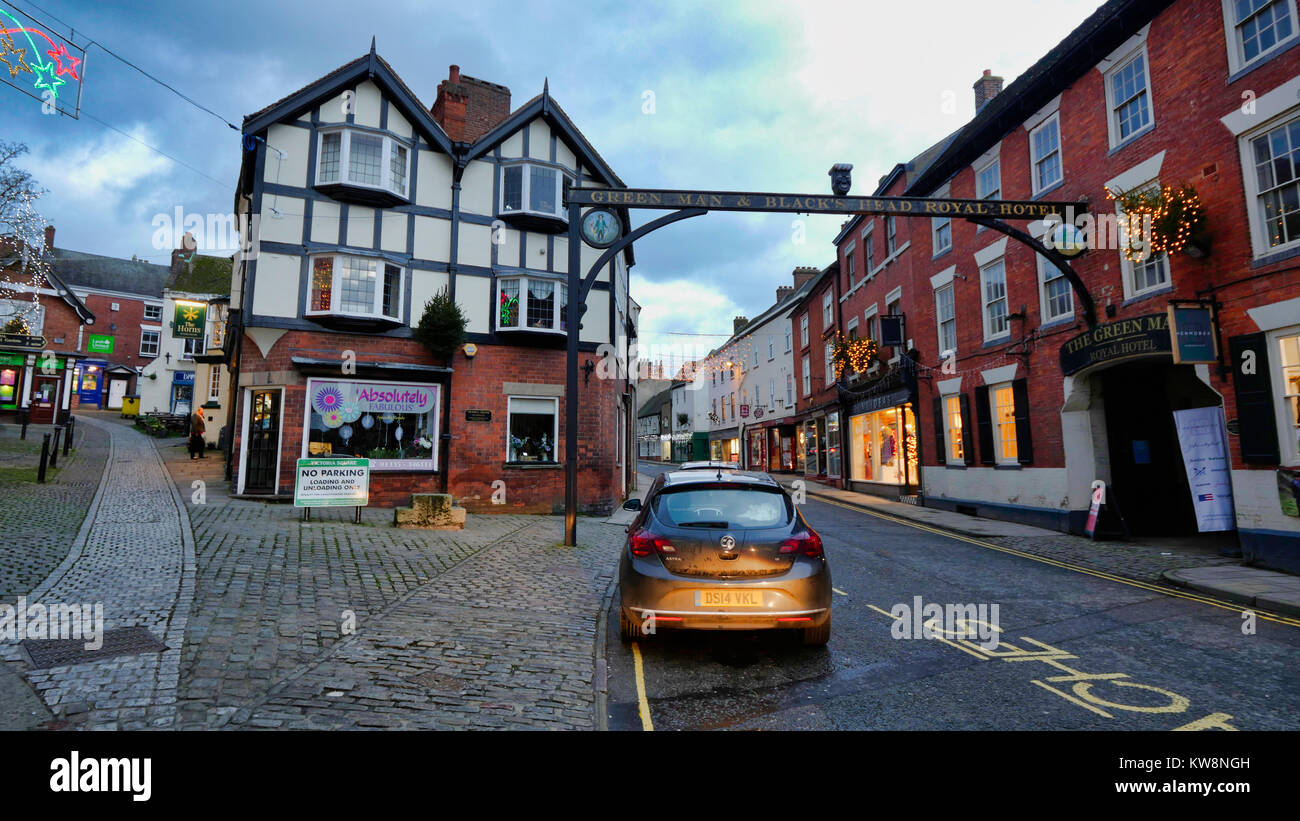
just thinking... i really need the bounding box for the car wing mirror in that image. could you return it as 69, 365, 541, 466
622, 498, 642, 511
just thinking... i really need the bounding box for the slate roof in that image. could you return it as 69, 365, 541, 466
51, 247, 170, 298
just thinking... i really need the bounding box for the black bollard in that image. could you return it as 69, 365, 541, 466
63, 417, 73, 456
37, 433, 50, 483
19, 409, 28, 440
49, 427, 61, 468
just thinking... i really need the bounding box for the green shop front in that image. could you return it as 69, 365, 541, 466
0, 348, 80, 425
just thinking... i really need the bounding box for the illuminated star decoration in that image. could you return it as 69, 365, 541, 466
45, 43, 79, 79
0, 31, 31, 79
30, 55, 61, 95
181, 305, 201, 322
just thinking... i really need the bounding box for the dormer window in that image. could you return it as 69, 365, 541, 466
498, 162, 573, 229
498, 275, 567, 333
315, 128, 410, 204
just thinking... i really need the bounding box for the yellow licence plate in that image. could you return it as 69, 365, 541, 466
695, 590, 764, 607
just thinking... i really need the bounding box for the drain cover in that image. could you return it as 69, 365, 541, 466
405, 671, 464, 691
21, 626, 167, 669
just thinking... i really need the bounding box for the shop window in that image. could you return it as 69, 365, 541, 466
849, 406, 917, 484
825, 412, 841, 478
306, 378, 440, 471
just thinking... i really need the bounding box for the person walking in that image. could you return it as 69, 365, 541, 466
189, 409, 207, 459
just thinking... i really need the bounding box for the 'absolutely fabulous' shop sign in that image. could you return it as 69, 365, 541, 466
311, 381, 439, 417
1059, 313, 1171, 375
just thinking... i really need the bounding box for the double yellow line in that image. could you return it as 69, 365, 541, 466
810, 494, 1300, 628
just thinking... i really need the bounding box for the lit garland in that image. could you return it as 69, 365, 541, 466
830, 332, 878, 379
0, 186, 52, 332
1105, 183, 1206, 261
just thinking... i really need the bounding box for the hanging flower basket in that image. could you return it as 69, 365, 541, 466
830, 332, 878, 381
1107, 182, 1209, 260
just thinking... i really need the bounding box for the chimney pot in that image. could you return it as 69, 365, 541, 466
733, 316, 749, 336
449, 64, 460, 83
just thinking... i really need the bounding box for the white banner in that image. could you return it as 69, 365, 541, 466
1173, 406, 1235, 532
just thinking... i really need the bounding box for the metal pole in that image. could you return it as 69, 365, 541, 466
565, 201, 581, 546
37, 432, 50, 483
63, 417, 73, 456
49, 427, 61, 468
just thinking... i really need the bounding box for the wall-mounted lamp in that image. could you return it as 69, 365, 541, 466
582, 359, 596, 386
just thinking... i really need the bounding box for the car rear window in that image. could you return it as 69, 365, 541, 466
653, 486, 790, 529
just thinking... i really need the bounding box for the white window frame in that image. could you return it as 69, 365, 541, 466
786, 372, 794, 405
182, 336, 206, 361
886, 216, 897, 256
315, 127, 411, 199
945, 393, 965, 463
976, 157, 1001, 200
785, 323, 792, 352
1221, 0, 1299, 75
989, 381, 1019, 465
1104, 44, 1155, 148
496, 275, 567, 333
932, 214, 952, 256
825, 340, 835, 385
143, 303, 163, 322
208, 367, 222, 403
768, 335, 775, 360
980, 258, 1011, 342
499, 161, 574, 222
844, 241, 857, 287
1239, 107, 1300, 259
506, 395, 560, 463
1273, 326, 1300, 465
1038, 255, 1075, 324
1030, 112, 1064, 194
846, 317, 859, 339
307, 253, 405, 321
139, 328, 161, 358
935, 283, 957, 356
864, 303, 880, 371
1116, 180, 1173, 300
800, 313, 809, 348
802, 355, 811, 396
821, 291, 834, 329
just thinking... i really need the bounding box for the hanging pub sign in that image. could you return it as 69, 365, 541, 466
0, 332, 43, 348
1059, 312, 1171, 375
173, 300, 207, 340
879, 315, 906, 348
740, 404, 750, 418
1167, 302, 1218, 364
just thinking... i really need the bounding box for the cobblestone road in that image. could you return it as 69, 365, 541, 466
163, 444, 625, 730
1, 415, 194, 729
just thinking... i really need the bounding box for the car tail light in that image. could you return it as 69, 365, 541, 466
629, 527, 677, 557
779, 531, 823, 558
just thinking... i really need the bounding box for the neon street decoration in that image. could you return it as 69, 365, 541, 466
0, 2, 84, 117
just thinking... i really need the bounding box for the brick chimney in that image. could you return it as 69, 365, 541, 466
432, 65, 511, 143
43, 224, 54, 253
776, 285, 793, 303
792, 266, 819, 291
733, 316, 748, 335
974, 69, 1004, 112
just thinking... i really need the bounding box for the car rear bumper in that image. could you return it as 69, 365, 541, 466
619, 552, 831, 630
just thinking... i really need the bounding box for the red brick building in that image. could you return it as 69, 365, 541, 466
788, 262, 844, 485
831, 0, 1300, 571
230, 49, 637, 514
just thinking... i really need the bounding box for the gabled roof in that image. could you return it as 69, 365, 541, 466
905, 0, 1174, 196
0, 248, 97, 323
242, 46, 456, 157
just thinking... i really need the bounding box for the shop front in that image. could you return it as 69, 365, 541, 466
76, 359, 108, 408
842, 369, 920, 499
745, 425, 766, 471
171, 370, 195, 415
0, 349, 78, 425
762, 421, 797, 472
709, 426, 740, 462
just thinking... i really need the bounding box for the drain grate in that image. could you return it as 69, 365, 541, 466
405, 670, 465, 691
21, 626, 167, 670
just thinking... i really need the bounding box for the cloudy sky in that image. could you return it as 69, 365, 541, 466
3, 0, 1105, 366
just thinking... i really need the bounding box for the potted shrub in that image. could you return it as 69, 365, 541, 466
412, 287, 468, 364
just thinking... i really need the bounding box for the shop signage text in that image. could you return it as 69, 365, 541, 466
1168, 304, 1218, 364
464, 409, 492, 422
87, 334, 114, 354
570, 188, 1085, 220
311, 380, 439, 415
295, 458, 370, 507
0, 333, 45, 349
173, 301, 207, 340
1059, 313, 1171, 375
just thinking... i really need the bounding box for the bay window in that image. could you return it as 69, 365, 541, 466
498, 275, 567, 332
500, 162, 573, 222
308, 254, 404, 321
315, 128, 410, 200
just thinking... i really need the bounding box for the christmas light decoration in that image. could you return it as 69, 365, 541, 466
1106, 182, 1207, 261
0, 5, 84, 116
830, 332, 878, 379
0, 185, 52, 333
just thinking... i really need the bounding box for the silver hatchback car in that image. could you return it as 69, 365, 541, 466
618, 469, 832, 645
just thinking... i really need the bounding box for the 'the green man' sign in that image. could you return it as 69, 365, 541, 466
173, 301, 207, 340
